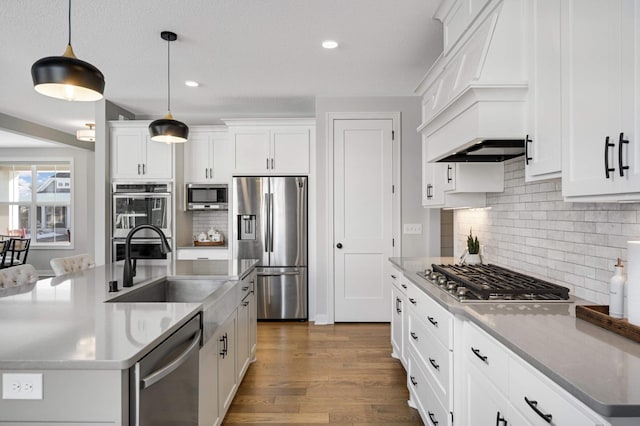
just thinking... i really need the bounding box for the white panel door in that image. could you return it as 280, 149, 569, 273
144, 136, 173, 179
111, 128, 143, 179
334, 119, 393, 322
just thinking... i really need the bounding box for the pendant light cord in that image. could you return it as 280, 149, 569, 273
167, 36, 171, 114
67, 0, 72, 45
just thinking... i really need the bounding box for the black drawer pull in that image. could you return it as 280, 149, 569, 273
401, 284, 407, 289
410, 376, 418, 386
410, 331, 418, 340
242, 286, 249, 291
471, 347, 488, 363
428, 411, 439, 426
395, 297, 402, 314
429, 358, 440, 371
391, 274, 397, 279
619, 132, 630, 177
604, 136, 615, 179
496, 411, 507, 425
524, 396, 552, 423
409, 298, 417, 305
427, 316, 438, 326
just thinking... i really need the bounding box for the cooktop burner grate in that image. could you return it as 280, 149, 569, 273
431, 264, 570, 300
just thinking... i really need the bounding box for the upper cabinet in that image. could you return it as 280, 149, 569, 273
184, 127, 231, 183
110, 122, 173, 180
524, 0, 562, 181
561, 0, 639, 201
225, 119, 314, 175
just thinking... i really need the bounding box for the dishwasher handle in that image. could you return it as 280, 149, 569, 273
140, 331, 201, 390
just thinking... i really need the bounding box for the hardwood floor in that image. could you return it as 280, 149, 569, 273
223, 322, 423, 425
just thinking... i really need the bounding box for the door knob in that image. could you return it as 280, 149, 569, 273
336, 243, 343, 249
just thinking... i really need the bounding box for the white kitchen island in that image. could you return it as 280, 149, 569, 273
0, 259, 258, 425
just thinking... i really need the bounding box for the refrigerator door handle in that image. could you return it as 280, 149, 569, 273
258, 271, 301, 276
264, 193, 270, 253
270, 193, 274, 253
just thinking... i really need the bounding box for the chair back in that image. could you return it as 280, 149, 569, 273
1, 238, 31, 268
50, 253, 96, 277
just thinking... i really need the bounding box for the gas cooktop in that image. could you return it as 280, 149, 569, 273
417, 263, 571, 303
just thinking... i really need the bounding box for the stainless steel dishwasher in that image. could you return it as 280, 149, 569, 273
131, 314, 201, 426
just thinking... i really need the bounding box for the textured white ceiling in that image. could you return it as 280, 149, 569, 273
1, 0, 443, 135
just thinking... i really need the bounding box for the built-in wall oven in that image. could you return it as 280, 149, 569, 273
112, 182, 172, 262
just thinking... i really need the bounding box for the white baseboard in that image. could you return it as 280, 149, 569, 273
312, 314, 333, 325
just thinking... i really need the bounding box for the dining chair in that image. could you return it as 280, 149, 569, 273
50, 253, 96, 277
1, 238, 31, 268
6, 228, 26, 238
0, 264, 38, 289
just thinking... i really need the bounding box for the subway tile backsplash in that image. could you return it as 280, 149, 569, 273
454, 157, 640, 304
192, 211, 229, 241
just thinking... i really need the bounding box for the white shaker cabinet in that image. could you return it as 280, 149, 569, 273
217, 311, 237, 420
390, 266, 408, 368
561, 0, 639, 200
226, 119, 313, 175
110, 122, 173, 180
184, 128, 231, 183
524, 0, 562, 182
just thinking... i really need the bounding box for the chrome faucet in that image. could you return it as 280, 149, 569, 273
123, 224, 171, 287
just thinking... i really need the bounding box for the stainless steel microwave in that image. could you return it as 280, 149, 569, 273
186, 184, 228, 211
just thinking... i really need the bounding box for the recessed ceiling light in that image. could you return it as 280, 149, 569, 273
185, 80, 199, 87
322, 40, 339, 49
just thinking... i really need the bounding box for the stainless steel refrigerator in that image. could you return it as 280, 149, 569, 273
233, 176, 307, 320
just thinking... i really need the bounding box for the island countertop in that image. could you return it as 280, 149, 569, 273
0, 259, 258, 370
390, 257, 640, 418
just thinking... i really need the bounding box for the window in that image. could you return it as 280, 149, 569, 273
0, 162, 72, 245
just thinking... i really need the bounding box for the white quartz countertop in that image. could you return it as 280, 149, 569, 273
389, 257, 640, 418
0, 259, 258, 370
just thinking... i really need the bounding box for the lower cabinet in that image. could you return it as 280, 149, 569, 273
199, 272, 258, 426
390, 266, 408, 368
217, 312, 237, 419
176, 248, 229, 260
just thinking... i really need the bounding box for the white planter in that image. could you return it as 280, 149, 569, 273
465, 254, 482, 265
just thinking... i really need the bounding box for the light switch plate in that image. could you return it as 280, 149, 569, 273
403, 224, 422, 234
2, 373, 43, 400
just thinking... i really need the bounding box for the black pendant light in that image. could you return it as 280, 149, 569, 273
148, 31, 189, 143
31, 0, 105, 101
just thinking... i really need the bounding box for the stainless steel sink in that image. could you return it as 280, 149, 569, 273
107, 278, 226, 303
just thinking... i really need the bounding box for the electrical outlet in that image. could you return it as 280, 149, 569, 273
403, 224, 422, 235
2, 373, 43, 400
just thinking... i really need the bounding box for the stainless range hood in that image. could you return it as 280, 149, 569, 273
417, 0, 527, 163
437, 139, 524, 162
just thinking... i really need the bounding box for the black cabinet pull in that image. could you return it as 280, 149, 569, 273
619, 132, 630, 177
410, 376, 418, 386
525, 134, 533, 165
428, 411, 439, 426
604, 136, 615, 178
471, 347, 488, 363
242, 286, 249, 291
426, 184, 433, 199
524, 396, 552, 423
429, 358, 440, 371
409, 298, 417, 305
391, 274, 397, 279
395, 297, 402, 314
496, 411, 507, 425
401, 284, 407, 289
427, 316, 438, 326
410, 331, 418, 340
446, 164, 452, 183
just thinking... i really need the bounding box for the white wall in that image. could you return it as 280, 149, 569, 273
314, 96, 436, 323
0, 147, 95, 274
455, 157, 640, 304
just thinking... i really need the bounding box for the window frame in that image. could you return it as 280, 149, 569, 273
0, 158, 75, 249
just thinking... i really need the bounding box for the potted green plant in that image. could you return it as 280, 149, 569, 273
465, 229, 482, 265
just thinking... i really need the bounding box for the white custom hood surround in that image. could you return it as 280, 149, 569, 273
416, 0, 527, 163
